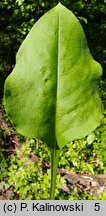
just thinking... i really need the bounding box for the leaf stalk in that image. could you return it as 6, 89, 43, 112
50, 142, 60, 200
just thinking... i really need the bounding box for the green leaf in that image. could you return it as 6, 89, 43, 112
4, 3, 102, 149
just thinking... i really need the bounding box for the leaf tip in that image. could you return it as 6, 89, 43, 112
58, 2, 62, 5
57, 2, 63, 7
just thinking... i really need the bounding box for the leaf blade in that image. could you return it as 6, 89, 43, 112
4, 4, 102, 149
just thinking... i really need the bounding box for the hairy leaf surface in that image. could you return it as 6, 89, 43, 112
4, 3, 102, 149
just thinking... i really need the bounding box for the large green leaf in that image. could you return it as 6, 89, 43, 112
4, 3, 102, 149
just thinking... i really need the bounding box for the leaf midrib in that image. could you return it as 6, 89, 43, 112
55, 8, 60, 145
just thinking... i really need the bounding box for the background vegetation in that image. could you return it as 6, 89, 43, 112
0, 0, 106, 199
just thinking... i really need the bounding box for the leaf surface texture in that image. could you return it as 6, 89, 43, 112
4, 4, 102, 148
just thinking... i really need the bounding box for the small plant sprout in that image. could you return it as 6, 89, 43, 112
4, 3, 102, 199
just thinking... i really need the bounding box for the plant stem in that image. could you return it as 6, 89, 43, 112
50, 142, 60, 200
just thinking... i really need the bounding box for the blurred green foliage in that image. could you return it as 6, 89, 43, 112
0, 127, 106, 199
0, 0, 106, 97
